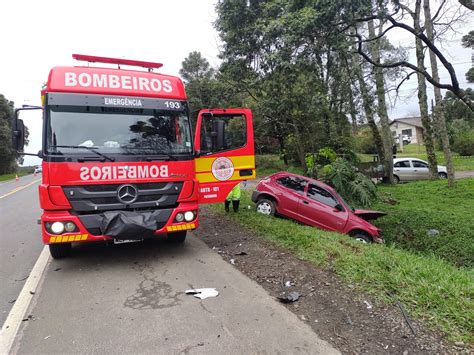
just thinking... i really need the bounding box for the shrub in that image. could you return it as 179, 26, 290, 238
452, 129, 474, 156
321, 158, 378, 207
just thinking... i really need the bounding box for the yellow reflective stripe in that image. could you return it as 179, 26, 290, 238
195, 155, 255, 172
50, 236, 56, 243
81, 234, 88, 240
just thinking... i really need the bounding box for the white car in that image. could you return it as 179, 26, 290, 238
34, 166, 42, 174
393, 158, 447, 183
394, 135, 411, 145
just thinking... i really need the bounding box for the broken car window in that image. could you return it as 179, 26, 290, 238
307, 184, 338, 208
276, 176, 307, 194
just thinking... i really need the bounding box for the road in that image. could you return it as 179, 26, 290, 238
0, 175, 43, 325
0, 175, 337, 354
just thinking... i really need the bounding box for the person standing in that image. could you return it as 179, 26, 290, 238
224, 183, 241, 212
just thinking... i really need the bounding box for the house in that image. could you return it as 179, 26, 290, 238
389, 117, 424, 144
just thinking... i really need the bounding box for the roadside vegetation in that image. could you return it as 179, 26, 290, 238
211, 190, 473, 343
373, 179, 474, 268
0, 167, 34, 182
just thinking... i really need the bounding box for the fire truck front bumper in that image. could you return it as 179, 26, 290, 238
41, 204, 199, 244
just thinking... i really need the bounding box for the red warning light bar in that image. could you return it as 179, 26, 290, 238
72, 54, 163, 69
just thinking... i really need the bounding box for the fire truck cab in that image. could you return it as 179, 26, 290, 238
12, 54, 255, 258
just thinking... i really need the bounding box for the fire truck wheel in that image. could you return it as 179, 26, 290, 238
49, 243, 72, 259
166, 231, 187, 243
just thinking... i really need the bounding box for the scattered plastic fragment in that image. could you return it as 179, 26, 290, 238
8, 299, 16, 304
285, 281, 293, 288
44, 336, 51, 340
363, 300, 372, 309
230, 259, 235, 265
427, 229, 439, 237
277, 291, 300, 303
29, 291, 35, 295
185, 288, 219, 299
54, 268, 62, 272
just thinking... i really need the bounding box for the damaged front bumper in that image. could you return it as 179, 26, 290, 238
41, 203, 199, 244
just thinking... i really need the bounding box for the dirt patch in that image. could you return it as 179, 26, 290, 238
195, 206, 468, 354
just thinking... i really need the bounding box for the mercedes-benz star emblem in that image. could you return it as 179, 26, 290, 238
117, 184, 138, 204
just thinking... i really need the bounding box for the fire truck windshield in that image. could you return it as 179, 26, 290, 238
46, 105, 193, 157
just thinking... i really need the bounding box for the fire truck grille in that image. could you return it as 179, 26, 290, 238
63, 182, 183, 214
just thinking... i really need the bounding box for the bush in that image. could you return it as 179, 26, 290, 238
321, 158, 377, 207
354, 128, 377, 154
452, 129, 474, 156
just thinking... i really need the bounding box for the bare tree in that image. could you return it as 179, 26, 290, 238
424, 0, 456, 186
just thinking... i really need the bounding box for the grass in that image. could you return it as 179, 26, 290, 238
372, 179, 474, 269
359, 144, 474, 171
0, 169, 32, 182
256, 155, 304, 177
210, 192, 474, 343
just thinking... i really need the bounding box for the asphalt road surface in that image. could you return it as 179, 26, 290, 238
1, 175, 337, 354
0, 174, 43, 325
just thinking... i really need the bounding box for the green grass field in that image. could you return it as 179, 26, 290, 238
372, 179, 474, 268
359, 144, 474, 171
211, 188, 473, 343
0, 169, 33, 182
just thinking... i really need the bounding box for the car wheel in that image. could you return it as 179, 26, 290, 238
166, 231, 187, 243
256, 198, 276, 216
393, 175, 400, 184
49, 243, 72, 259
350, 233, 372, 244
438, 172, 447, 179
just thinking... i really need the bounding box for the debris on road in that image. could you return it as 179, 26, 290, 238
14, 275, 29, 282
29, 291, 35, 295
185, 288, 219, 300
22, 315, 36, 322
54, 267, 62, 271
235, 251, 248, 256
285, 280, 293, 288
8, 299, 16, 304
277, 291, 300, 303
230, 259, 236, 265
363, 301, 372, 309
44, 336, 51, 340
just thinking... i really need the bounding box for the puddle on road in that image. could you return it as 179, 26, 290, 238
124, 274, 182, 310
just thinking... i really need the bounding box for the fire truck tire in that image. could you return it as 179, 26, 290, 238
166, 231, 187, 243
49, 243, 72, 259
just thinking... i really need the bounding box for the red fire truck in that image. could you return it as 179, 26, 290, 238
12, 54, 255, 259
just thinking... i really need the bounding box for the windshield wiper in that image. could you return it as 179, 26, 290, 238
53, 145, 115, 162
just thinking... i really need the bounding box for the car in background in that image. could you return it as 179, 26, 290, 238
393, 158, 447, 183
394, 135, 411, 145
251, 172, 386, 243
34, 166, 42, 174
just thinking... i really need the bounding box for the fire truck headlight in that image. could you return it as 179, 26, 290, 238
175, 213, 184, 223
64, 222, 77, 232
51, 222, 65, 234
184, 211, 195, 222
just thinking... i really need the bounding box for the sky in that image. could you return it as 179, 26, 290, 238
0, 0, 472, 166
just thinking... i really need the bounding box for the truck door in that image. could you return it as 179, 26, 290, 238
194, 109, 255, 203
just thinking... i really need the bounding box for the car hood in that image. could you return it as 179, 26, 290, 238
353, 209, 387, 221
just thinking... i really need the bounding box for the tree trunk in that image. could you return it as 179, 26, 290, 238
348, 87, 358, 135
423, 0, 455, 186
368, 19, 394, 183
414, 0, 438, 179
350, 27, 385, 163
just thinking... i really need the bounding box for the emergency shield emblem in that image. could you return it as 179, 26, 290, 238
194, 109, 256, 204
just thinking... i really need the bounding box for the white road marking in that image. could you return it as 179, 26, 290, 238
0, 179, 41, 200
0, 246, 50, 354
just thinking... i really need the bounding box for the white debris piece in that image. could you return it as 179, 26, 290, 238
185, 288, 219, 300
363, 300, 373, 309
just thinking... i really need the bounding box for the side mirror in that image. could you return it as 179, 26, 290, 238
334, 203, 344, 212
12, 118, 25, 152
214, 119, 225, 150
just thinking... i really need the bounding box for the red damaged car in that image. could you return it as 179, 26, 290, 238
251, 172, 385, 243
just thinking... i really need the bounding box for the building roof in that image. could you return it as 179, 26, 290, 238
389, 116, 423, 128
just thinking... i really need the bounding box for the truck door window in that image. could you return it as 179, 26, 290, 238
200, 114, 246, 154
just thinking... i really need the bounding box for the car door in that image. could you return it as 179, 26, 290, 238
194, 109, 255, 203
298, 183, 348, 232
394, 160, 413, 181
274, 176, 308, 221
412, 159, 430, 180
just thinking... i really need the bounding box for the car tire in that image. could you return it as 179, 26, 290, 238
256, 198, 276, 216
49, 243, 72, 259
438, 172, 447, 179
350, 232, 372, 244
166, 231, 187, 243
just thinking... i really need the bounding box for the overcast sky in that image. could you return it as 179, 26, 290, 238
0, 0, 472, 166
